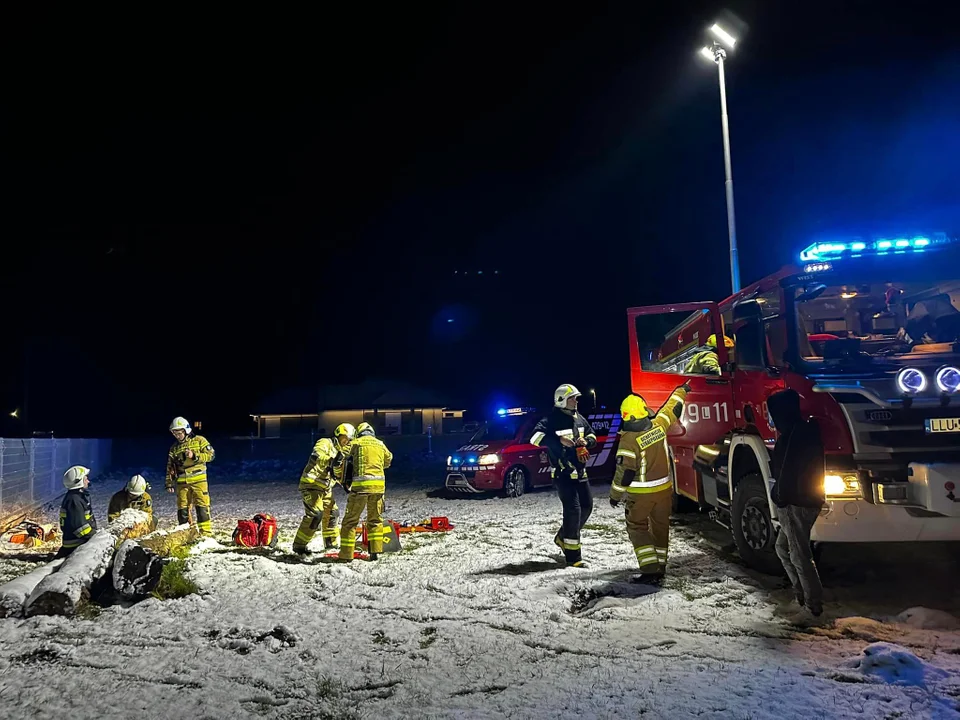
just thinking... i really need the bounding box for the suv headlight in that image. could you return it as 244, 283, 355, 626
936, 366, 960, 394
478, 453, 501, 465
824, 473, 861, 498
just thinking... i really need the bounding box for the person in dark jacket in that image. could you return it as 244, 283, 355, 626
531, 384, 597, 567
58, 465, 98, 558
767, 389, 825, 616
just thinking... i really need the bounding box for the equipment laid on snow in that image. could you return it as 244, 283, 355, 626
232, 514, 280, 548
360, 521, 402, 553
396, 516, 455, 534
1, 520, 58, 549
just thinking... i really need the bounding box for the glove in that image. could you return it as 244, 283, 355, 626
609, 497, 621, 508
680, 383, 692, 394
576, 446, 590, 464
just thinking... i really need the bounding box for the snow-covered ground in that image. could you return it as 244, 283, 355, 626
1, 465, 959, 719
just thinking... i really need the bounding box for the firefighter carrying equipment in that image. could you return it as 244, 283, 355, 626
339, 428, 392, 560
611, 385, 688, 572
553, 383, 582, 408
167, 432, 216, 535
63, 465, 91, 491
60, 486, 97, 552
531, 405, 598, 565
169, 416, 192, 434
108, 486, 156, 528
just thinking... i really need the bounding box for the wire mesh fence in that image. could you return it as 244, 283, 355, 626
0, 438, 111, 517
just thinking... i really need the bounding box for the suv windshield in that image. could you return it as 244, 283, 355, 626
795, 279, 960, 361
470, 418, 524, 443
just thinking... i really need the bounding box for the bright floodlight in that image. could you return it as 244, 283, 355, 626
709, 23, 737, 48
699, 46, 715, 61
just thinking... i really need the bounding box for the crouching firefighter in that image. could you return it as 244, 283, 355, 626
58, 465, 98, 558
166, 416, 216, 536
338, 422, 393, 562
610, 384, 688, 584
531, 384, 597, 567
293, 423, 356, 555
108, 475, 156, 530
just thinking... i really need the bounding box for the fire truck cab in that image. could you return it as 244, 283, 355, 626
445, 407, 620, 497
628, 233, 960, 573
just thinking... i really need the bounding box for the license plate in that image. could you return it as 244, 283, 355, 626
925, 418, 960, 434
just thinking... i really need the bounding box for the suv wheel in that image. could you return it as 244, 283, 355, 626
502, 466, 529, 498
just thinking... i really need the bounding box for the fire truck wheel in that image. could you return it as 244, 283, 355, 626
502, 466, 529, 498
731, 473, 783, 576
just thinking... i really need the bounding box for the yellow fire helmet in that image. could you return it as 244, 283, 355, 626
706, 334, 735, 349
356, 422, 375, 436
334, 423, 356, 441
620, 394, 652, 422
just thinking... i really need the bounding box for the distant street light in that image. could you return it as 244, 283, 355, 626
9, 408, 19, 418
588, 389, 597, 408
699, 22, 741, 294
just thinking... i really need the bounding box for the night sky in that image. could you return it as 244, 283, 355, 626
3, 3, 959, 437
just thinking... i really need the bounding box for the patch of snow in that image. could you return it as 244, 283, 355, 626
190, 537, 223, 555
898, 606, 960, 631
845, 642, 949, 687
1, 472, 959, 718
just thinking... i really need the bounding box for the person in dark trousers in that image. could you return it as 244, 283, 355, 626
58, 465, 98, 558
531, 384, 597, 567
768, 389, 826, 617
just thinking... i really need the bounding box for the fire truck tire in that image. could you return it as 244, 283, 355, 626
502, 466, 529, 498
731, 473, 783, 576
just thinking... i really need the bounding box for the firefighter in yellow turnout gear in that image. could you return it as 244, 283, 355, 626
108, 475, 156, 530
293, 423, 355, 555
165, 416, 216, 536
338, 422, 392, 562
683, 334, 734, 375
610, 385, 689, 584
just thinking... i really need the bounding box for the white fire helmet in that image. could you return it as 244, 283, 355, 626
63, 465, 91, 490
554, 383, 582, 408
169, 416, 192, 434
126, 475, 148, 496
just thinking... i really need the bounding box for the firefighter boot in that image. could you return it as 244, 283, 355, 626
369, 553, 379, 561
631, 571, 665, 586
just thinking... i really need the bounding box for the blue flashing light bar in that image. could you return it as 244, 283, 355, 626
497, 408, 507, 416
799, 233, 953, 264
498, 406, 534, 417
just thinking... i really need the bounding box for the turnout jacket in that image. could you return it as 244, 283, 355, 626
60, 488, 97, 549
530, 408, 597, 481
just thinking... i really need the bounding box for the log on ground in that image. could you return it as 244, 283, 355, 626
0, 558, 65, 618
25, 509, 153, 617
112, 524, 199, 599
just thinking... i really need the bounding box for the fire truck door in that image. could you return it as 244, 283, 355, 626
729, 300, 786, 444
627, 302, 734, 501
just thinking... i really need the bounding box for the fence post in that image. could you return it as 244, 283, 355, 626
51, 438, 57, 499
0, 438, 4, 511
28, 439, 35, 505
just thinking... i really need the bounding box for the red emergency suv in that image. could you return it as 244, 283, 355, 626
445, 407, 620, 496
628, 232, 960, 573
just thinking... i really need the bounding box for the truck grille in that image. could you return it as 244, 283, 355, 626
837, 398, 960, 460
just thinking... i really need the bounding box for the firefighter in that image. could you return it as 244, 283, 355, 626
531, 384, 597, 567
338, 422, 392, 562
292, 423, 356, 555
165, 416, 216, 536
683, 334, 734, 375
609, 384, 689, 584
107, 475, 156, 530
58, 465, 97, 558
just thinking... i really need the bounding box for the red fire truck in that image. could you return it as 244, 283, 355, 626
445, 407, 620, 496
629, 233, 960, 573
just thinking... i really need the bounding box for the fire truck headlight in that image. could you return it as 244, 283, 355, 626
935, 366, 960, 394
896, 367, 927, 395
824, 473, 861, 498
478, 453, 501, 465
446, 456, 453, 466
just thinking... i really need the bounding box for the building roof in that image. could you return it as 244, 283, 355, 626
255, 386, 319, 415
320, 380, 450, 410
256, 379, 453, 415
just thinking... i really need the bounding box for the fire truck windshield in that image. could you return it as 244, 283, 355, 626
795, 278, 960, 362
469, 418, 524, 443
